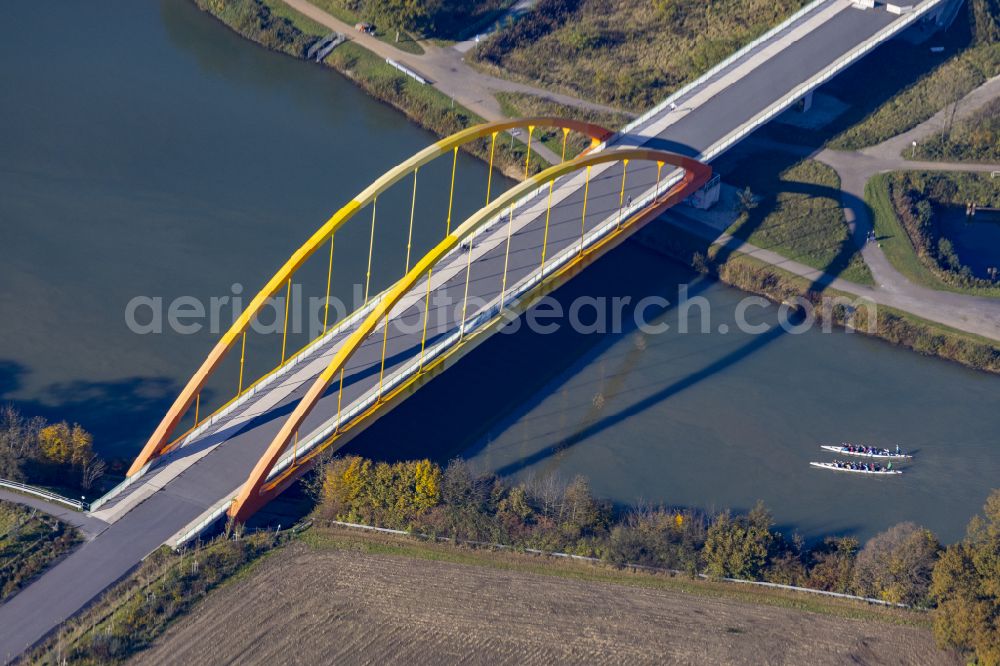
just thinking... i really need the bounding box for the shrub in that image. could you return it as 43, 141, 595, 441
806, 536, 858, 593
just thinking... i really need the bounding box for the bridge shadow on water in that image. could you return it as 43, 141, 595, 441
0, 360, 182, 464
0, 126, 868, 508
345, 135, 866, 489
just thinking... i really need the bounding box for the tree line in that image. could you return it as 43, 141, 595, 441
312, 455, 1000, 664
0, 405, 107, 492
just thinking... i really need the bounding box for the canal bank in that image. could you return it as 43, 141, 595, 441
1, 1, 997, 544
347, 236, 1000, 544
195, 0, 1000, 376
189, 0, 552, 179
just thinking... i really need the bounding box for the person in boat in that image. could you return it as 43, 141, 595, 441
895, 445, 900, 455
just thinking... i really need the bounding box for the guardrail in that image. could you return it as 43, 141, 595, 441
386, 58, 428, 85
699, 0, 946, 164
324, 518, 914, 608
267, 165, 689, 480
0, 478, 88, 511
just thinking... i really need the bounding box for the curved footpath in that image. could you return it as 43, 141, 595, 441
0, 2, 980, 661
815, 74, 1000, 340
684, 76, 1000, 342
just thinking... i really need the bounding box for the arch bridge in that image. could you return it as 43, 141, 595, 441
121, 117, 710, 523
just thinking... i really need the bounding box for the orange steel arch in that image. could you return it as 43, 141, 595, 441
128, 118, 616, 477
229, 148, 711, 521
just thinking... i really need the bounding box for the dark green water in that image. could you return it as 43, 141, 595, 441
1, 1, 998, 543
940, 206, 1000, 279
0, 0, 509, 452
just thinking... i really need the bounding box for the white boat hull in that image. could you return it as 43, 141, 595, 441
810, 462, 902, 475
820, 445, 911, 459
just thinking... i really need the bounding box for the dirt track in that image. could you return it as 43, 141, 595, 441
133, 535, 954, 666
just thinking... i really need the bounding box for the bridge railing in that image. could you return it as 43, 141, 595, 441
623, 0, 828, 138
701, 0, 946, 164
264, 162, 693, 487
128, 118, 618, 480
0, 478, 88, 511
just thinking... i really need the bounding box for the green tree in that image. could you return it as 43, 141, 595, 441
703, 501, 775, 580
931, 490, 1000, 665
363, 0, 431, 31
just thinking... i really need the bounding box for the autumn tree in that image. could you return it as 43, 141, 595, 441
435, 459, 502, 542
931, 489, 1000, 665
806, 536, 858, 594
703, 501, 775, 580
36, 421, 105, 490
853, 522, 940, 606
558, 476, 604, 536
320, 456, 441, 528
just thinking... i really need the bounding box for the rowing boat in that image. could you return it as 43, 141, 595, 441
820, 445, 911, 459
810, 462, 902, 475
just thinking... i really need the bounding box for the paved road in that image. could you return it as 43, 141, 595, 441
0, 490, 108, 540
0, 2, 944, 661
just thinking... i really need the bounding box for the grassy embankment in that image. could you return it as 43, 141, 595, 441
828, 43, 1000, 150
823, 0, 999, 151
194, 0, 547, 178
0, 500, 81, 603
911, 97, 1000, 163
494, 91, 631, 158
866, 171, 1000, 298
307, 0, 511, 47
471, 0, 812, 112
26, 529, 290, 665
717, 248, 1000, 373
718, 154, 873, 285
641, 205, 1000, 374
743, 2, 1000, 152
298, 528, 927, 624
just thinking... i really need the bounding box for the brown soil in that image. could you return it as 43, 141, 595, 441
133, 529, 956, 666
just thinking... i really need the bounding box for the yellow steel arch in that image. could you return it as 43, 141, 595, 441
129, 118, 616, 476
229, 148, 711, 520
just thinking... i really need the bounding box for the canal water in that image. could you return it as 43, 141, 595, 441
2, 1, 997, 543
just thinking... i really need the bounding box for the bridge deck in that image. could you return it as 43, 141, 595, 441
0, 1, 939, 659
